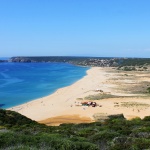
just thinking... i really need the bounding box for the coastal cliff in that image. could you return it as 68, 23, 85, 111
9, 56, 119, 67
7, 57, 150, 68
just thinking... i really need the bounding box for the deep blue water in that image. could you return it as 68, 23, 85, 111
0, 62, 89, 109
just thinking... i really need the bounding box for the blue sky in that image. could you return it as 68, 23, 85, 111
0, 0, 150, 57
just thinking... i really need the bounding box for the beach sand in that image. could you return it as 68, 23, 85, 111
9, 67, 150, 125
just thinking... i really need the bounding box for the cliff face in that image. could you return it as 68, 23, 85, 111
2, 56, 150, 67
9, 56, 119, 67
9, 57, 32, 63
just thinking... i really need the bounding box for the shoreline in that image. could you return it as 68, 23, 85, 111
8, 67, 150, 125
1, 62, 88, 109
8, 67, 109, 120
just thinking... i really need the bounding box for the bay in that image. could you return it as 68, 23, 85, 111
0, 62, 89, 108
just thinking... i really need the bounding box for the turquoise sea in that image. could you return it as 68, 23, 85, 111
0, 61, 89, 109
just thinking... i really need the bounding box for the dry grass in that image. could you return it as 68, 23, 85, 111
76, 98, 83, 100
120, 102, 150, 108
93, 113, 109, 122
84, 93, 121, 100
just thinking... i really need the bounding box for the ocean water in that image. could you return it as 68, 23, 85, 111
0, 62, 89, 109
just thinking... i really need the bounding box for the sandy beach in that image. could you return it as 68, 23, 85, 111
9, 67, 150, 125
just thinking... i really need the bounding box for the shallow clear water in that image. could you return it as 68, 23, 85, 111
0, 62, 89, 108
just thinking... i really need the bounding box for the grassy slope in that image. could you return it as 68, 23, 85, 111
0, 109, 150, 150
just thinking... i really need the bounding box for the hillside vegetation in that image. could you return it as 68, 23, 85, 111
9, 57, 150, 67
0, 109, 150, 150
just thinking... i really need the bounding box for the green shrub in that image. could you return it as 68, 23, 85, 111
90, 130, 120, 142
77, 127, 97, 137
1, 109, 150, 149
143, 116, 150, 121
147, 87, 150, 93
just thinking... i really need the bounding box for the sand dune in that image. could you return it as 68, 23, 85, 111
39, 115, 92, 126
